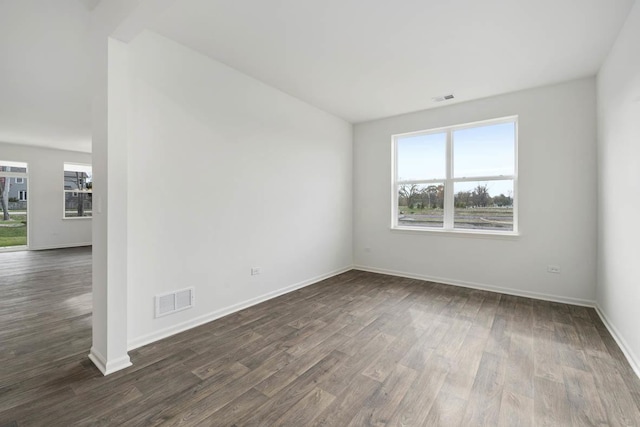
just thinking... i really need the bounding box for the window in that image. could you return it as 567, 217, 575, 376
393, 117, 517, 234
64, 163, 92, 218
19, 190, 27, 201
15, 178, 24, 184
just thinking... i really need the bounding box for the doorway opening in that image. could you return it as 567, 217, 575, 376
0, 161, 29, 250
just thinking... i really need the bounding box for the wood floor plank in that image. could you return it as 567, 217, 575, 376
461, 351, 506, 426
533, 376, 572, 426
232, 350, 347, 426
533, 326, 564, 383
311, 376, 381, 427
201, 388, 270, 426
388, 354, 450, 426
498, 390, 534, 427
587, 354, 640, 426
504, 333, 534, 399
272, 386, 335, 426
563, 366, 608, 426
1, 249, 640, 426
346, 364, 417, 426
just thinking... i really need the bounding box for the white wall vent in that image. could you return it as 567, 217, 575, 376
155, 287, 194, 318
433, 94, 455, 102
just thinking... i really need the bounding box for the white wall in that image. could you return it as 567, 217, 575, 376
354, 78, 597, 304
0, 142, 92, 250
597, 1, 640, 376
126, 32, 353, 348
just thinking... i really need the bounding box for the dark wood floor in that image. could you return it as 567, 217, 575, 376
1, 248, 640, 426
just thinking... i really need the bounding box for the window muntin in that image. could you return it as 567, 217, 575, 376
64, 163, 92, 218
393, 117, 517, 234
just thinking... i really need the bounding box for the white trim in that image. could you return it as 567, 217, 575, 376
444, 129, 453, 228
393, 115, 518, 138
30, 242, 92, 251
512, 120, 519, 233
353, 265, 596, 307
594, 305, 640, 379
390, 226, 520, 240
127, 265, 354, 351
88, 347, 132, 376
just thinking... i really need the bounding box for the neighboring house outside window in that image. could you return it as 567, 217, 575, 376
4, 172, 28, 204
64, 163, 92, 218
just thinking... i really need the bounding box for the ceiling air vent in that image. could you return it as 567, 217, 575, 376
155, 288, 195, 318
433, 94, 455, 102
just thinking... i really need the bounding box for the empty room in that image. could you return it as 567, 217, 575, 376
1, 0, 639, 425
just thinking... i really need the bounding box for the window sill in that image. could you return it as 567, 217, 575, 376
63, 217, 92, 220
390, 226, 520, 240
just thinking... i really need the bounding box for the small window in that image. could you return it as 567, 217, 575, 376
393, 117, 517, 234
18, 190, 27, 201
64, 163, 92, 218
15, 178, 24, 184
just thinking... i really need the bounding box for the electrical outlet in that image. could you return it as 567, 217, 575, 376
251, 267, 261, 276
547, 265, 561, 274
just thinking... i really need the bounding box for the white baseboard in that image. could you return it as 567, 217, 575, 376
127, 265, 354, 351
31, 242, 92, 251
594, 306, 640, 379
88, 347, 132, 376
353, 265, 596, 307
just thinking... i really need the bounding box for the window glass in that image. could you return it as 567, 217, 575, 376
454, 180, 513, 231
397, 132, 446, 181
397, 183, 444, 228
64, 163, 93, 218
453, 122, 515, 178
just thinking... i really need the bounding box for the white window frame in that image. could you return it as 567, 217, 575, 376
391, 116, 518, 236
18, 190, 27, 201
15, 177, 24, 184
63, 163, 93, 219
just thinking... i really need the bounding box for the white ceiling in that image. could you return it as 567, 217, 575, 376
0, 0, 92, 152
0, 1, 635, 153
150, 0, 635, 123
77, 0, 102, 12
